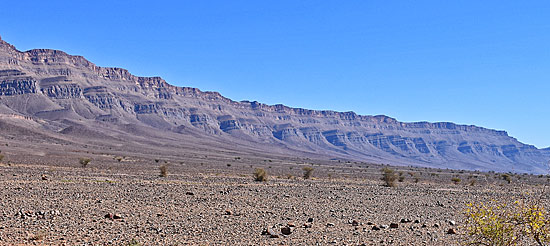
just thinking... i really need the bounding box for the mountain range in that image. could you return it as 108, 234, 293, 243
0, 36, 548, 173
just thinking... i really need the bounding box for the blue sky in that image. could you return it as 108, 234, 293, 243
1, 1, 549, 148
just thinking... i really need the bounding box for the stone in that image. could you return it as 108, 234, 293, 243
447, 228, 457, 234
281, 226, 293, 235
105, 213, 122, 220
307, 217, 314, 223
390, 223, 399, 229
262, 228, 279, 238
372, 226, 380, 231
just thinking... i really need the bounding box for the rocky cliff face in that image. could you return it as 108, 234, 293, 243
0, 36, 548, 173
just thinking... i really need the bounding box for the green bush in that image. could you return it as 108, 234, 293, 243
254, 168, 268, 182
451, 177, 461, 184
502, 174, 512, 184
465, 200, 550, 245
381, 168, 397, 187
159, 165, 168, 177
302, 167, 314, 179
79, 158, 91, 168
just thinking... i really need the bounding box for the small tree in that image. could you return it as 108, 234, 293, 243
79, 158, 91, 168
254, 168, 268, 182
303, 167, 314, 179
381, 168, 397, 187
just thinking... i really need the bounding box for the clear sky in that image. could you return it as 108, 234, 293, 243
1, 1, 549, 148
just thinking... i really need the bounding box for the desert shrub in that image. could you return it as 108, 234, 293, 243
381, 167, 397, 187
398, 176, 405, 182
127, 239, 141, 246
159, 165, 168, 177
303, 167, 314, 179
0, 154, 4, 163
451, 177, 461, 184
29, 230, 46, 241
468, 179, 477, 186
502, 174, 512, 184
115, 156, 123, 162
464, 200, 550, 245
254, 168, 268, 182
79, 158, 91, 168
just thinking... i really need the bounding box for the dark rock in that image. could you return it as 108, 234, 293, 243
390, 223, 399, 228
281, 226, 293, 235
105, 213, 122, 220
447, 228, 457, 234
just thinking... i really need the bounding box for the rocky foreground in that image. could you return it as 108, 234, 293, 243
0, 159, 546, 246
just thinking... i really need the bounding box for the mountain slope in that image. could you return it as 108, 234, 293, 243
0, 36, 548, 173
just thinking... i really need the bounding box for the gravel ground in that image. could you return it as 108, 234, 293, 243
0, 161, 547, 245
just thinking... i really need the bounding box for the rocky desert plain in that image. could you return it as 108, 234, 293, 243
0, 145, 549, 245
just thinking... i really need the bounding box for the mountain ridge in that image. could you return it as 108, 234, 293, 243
0, 35, 512, 138
0, 36, 548, 173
